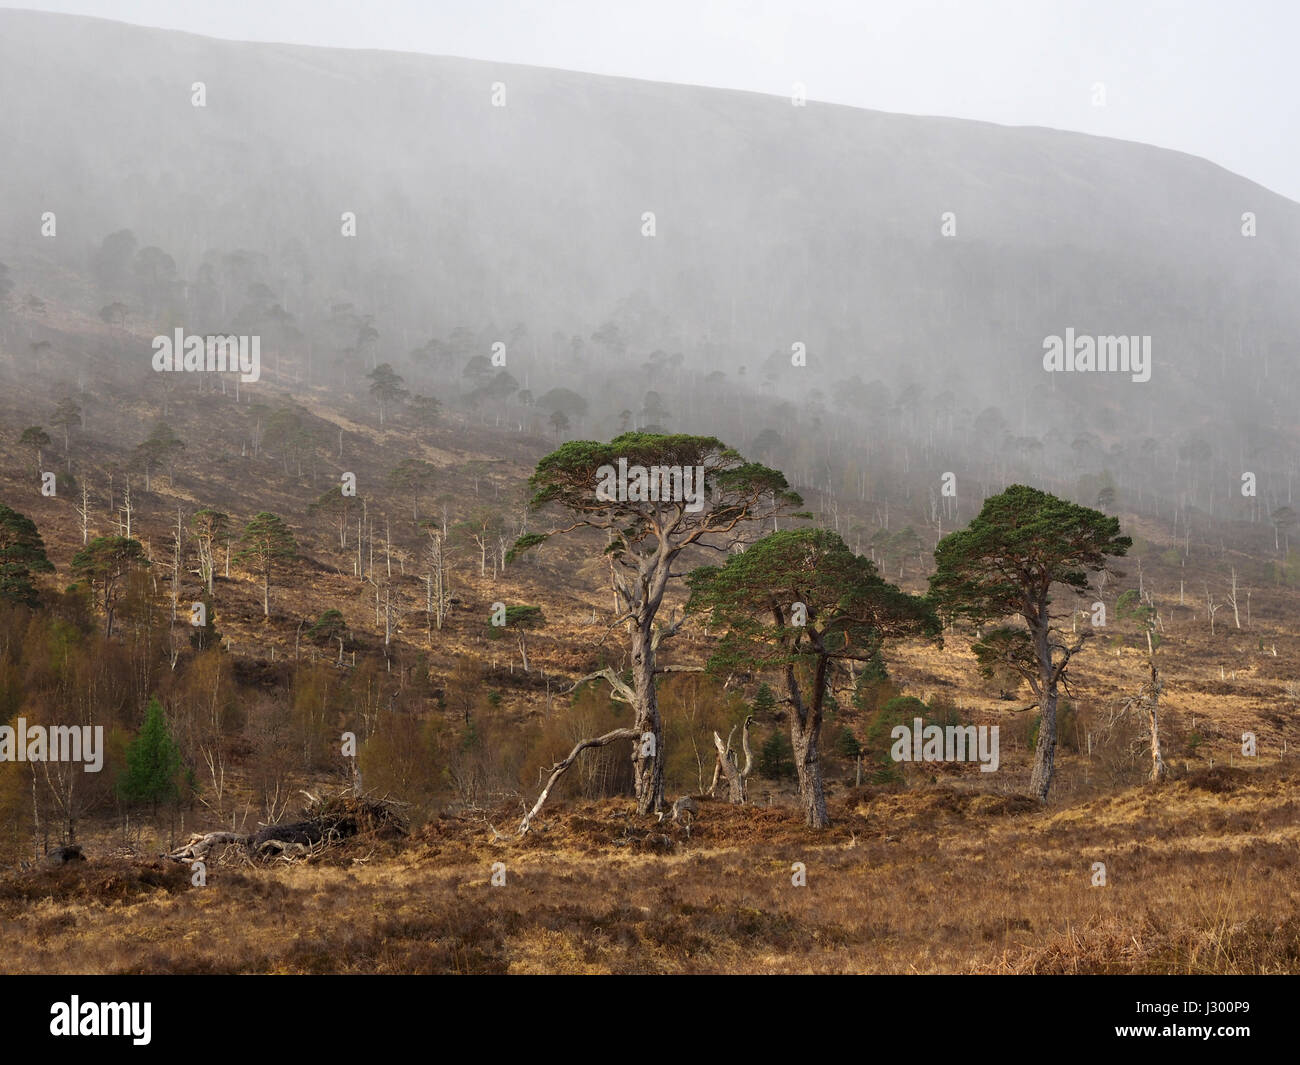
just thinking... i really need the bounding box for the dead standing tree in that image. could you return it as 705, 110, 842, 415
1225, 567, 1248, 630
419, 521, 452, 632
1116, 589, 1167, 782
1136, 638, 1166, 782
510, 434, 801, 818
712, 716, 754, 803
1204, 583, 1221, 636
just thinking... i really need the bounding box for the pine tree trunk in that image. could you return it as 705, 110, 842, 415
1029, 687, 1057, 801
1029, 620, 1058, 801
631, 620, 663, 815
791, 719, 829, 827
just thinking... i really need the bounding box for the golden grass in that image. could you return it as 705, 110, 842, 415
2, 764, 1296, 974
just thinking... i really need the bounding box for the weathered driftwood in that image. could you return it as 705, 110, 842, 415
518, 726, 640, 836
167, 832, 250, 863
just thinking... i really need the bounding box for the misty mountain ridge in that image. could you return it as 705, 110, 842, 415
0, 7, 1297, 531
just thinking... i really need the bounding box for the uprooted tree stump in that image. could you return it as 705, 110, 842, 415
166, 792, 409, 866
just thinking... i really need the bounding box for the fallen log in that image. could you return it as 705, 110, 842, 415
166, 832, 249, 863
165, 792, 408, 865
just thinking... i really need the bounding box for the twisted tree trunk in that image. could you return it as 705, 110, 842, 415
1028, 686, 1058, 802
1028, 618, 1057, 802
713, 717, 753, 804
790, 716, 828, 827
628, 594, 668, 816
786, 655, 830, 828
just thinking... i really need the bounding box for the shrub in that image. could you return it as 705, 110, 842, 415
832, 725, 862, 759
757, 728, 795, 781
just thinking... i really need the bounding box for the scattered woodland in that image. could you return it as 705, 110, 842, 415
0, 291, 1296, 974
0, 10, 1297, 974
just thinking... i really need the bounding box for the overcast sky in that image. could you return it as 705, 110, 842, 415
12, 0, 1299, 201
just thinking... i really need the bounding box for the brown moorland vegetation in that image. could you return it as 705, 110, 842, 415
1, 271, 1299, 976
1, 763, 1297, 974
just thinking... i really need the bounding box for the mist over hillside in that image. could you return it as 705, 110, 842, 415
1, 8, 1298, 548
3, 5, 1300, 991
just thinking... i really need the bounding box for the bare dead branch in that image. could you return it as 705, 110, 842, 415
518, 727, 640, 835
565, 666, 636, 703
